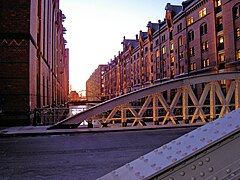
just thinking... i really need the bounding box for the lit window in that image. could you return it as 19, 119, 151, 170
199, 8, 207, 18
237, 49, 240, 60
219, 53, 225, 62
217, 0, 221, 7
218, 36, 224, 50
170, 43, 174, 53
236, 27, 240, 38
202, 41, 209, 51
203, 58, 210, 67
178, 36, 183, 46
170, 56, 174, 66
162, 46, 166, 54
216, 16, 223, 32
187, 17, 194, 25
189, 47, 195, 57
156, 49, 160, 58
190, 62, 196, 71
219, 36, 224, 43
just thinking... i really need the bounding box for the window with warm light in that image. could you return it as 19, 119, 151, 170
162, 45, 166, 54
219, 36, 224, 43
178, 36, 183, 46
199, 8, 206, 18
236, 27, 240, 38
217, 0, 221, 7
170, 43, 174, 53
170, 56, 174, 66
187, 17, 194, 26
202, 41, 209, 51
216, 0, 222, 13
219, 53, 225, 62
190, 62, 196, 71
189, 47, 195, 57
237, 49, 240, 60
218, 36, 224, 50
203, 58, 210, 67
217, 16, 223, 31
156, 49, 160, 58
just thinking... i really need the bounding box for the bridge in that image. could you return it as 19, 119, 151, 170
49, 72, 240, 179
49, 72, 240, 129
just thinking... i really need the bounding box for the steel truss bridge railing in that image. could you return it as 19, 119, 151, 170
49, 72, 240, 129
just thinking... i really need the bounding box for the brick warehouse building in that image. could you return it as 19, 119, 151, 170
0, 0, 69, 126
86, 65, 108, 102
89, 0, 240, 101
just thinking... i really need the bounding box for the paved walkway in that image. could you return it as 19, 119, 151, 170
0, 123, 204, 137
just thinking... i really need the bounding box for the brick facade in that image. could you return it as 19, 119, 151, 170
0, 0, 69, 126
98, 0, 240, 102
86, 65, 107, 101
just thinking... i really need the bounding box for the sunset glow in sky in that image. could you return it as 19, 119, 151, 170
60, 0, 183, 92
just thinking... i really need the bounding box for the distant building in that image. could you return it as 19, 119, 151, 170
86, 65, 108, 101
97, 0, 240, 102
0, 0, 69, 126
69, 91, 80, 101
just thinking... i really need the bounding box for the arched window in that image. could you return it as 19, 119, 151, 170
233, 3, 240, 19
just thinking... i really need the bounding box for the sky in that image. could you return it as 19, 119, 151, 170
60, 0, 183, 92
